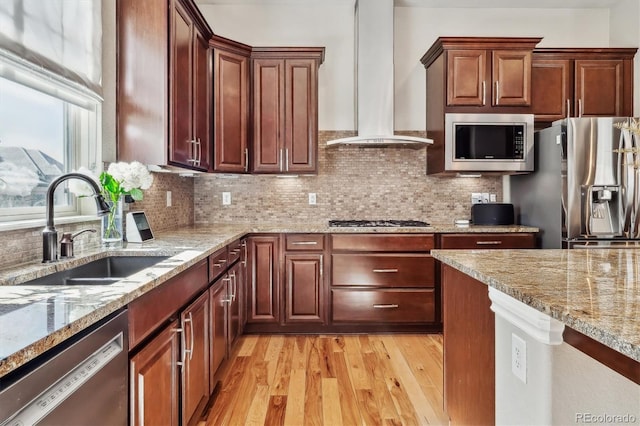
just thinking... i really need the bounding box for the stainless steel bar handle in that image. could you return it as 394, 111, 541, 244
229, 271, 236, 301
495, 81, 499, 105
244, 148, 248, 172
285, 148, 289, 171
280, 148, 284, 172
182, 316, 193, 360
476, 241, 502, 245
319, 254, 323, 278
566, 99, 571, 117
188, 139, 197, 165
373, 304, 399, 309
188, 312, 194, 360
196, 137, 202, 167
241, 241, 247, 266
578, 99, 583, 117
291, 241, 318, 245
372, 268, 398, 273
482, 81, 486, 105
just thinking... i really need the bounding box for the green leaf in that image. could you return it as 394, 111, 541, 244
129, 188, 144, 201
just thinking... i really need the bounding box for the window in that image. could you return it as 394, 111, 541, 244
0, 0, 102, 224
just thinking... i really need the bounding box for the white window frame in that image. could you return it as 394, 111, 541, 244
0, 49, 102, 226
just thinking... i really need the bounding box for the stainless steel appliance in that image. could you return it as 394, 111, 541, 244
510, 117, 640, 248
328, 219, 430, 227
0, 310, 128, 425
445, 113, 534, 173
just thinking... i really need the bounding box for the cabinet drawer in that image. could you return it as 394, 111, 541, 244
332, 254, 434, 287
331, 234, 435, 252
129, 259, 209, 350
209, 246, 229, 281
439, 233, 536, 249
285, 234, 325, 251
332, 289, 435, 323
228, 239, 242, 265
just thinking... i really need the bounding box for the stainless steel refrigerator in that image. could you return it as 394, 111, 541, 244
510, 117, 640, 248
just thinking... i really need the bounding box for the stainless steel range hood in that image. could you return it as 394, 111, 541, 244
326, 0, 433, 148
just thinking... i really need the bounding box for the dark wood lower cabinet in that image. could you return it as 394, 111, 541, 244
181, 291, 210, 425
227, 261, 242, 353
246, 235, 280, 324
442, 264, 494, 426
130, 320, 181, 426
209, 278, 227, 385
284, 253, 324, 323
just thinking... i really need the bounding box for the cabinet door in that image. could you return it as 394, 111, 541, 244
284, 253, 324, 323
170, 1, 195, 167
228, 262, 242, 351
181, 291, 210, 425
130, 321, 180, 426
531, 58, 572, 122
447, 49, 486, 106
284, 59, 318, 173
492, 50, 532, 106
214, 48, 249, 172
246, 236, 280, 323
193, 31, 211, 171
209, 278, 227, 385
252, 58, 285, 172
575, 59, 625, 117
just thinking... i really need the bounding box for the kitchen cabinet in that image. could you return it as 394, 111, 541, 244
330, 234, 437, 328
180, 291, 210, 426
531, 48, 636, 124
438, 232, 536, 249
211, 35, 251, 173
128, 259, 209, 426
117, 0, 212, 170
209, 276, 227, 386
284, 234, 326, 324
130, 320, 181, 426
251, 48, 325, 174
246, 235, 280, 324
422, 37, 542, 111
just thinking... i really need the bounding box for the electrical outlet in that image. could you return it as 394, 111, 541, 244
166, 191, 172, 207
471, 193, 482, 204
490, 193, 497, 203
481, 193, 490, 203
308, 193, 317, 205
511, 333, 527, 383
222, 192, 231, 206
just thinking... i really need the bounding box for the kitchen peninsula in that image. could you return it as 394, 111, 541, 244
432, 248, 640, 425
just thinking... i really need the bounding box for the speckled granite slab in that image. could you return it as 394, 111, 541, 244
0, 222, 536, 379
431, 248, 640, 362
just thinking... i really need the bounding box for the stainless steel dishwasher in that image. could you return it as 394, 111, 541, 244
0, 309, 128, 425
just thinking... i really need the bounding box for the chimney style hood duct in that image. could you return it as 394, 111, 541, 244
326, 0, 433, 148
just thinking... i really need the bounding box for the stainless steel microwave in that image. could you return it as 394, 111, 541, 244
444, 113, 534, 173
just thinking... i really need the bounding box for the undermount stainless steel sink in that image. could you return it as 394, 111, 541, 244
19, 256, 172, 286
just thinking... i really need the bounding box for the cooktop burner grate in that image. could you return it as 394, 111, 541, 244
328, 219, 430, 227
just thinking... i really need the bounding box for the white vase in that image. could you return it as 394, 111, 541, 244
101, 195, 123, 244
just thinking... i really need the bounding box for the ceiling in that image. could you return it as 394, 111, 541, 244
195, 0, 626, 8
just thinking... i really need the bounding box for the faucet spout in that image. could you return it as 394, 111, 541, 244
43, 172, 110, 263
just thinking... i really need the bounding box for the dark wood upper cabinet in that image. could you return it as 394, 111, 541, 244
424, 37, 541, 112
211, 35, 251, 173
251, 48, 324, 174
117, 0, 212, 171
531, 48, 636, 124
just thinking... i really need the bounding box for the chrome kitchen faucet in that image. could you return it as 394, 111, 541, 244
42, 173, 111, 263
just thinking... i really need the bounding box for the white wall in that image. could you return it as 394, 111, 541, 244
199, 2, 636, 132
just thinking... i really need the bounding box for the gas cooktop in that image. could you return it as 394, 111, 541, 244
328, 219, 430, 228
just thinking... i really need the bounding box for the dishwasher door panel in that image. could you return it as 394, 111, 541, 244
0, 310, 128, 426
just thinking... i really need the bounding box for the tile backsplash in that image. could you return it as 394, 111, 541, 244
194, 131, 501, 225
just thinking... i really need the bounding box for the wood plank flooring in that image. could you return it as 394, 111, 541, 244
200, 334, 448, 425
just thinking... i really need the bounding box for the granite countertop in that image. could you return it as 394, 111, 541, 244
431, 248, 640, 362
0, 222, 537, 380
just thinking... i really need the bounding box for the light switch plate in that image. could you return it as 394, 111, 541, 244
308, 193, 317, 205
222, 192, 231, 205
471, 193, 482, 204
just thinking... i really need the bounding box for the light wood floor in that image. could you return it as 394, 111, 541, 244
200, 334, 448, 425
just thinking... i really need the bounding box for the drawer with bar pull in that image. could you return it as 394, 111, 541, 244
285, 234, 325, 251
439, 233, 536, 249
331, 253, 435, 287
332, 289, 435, 323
